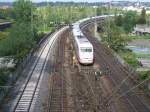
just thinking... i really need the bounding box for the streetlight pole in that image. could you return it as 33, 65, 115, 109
94, 2, 100, 39
94, 2, 97, 37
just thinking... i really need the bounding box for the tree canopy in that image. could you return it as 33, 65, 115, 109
101, 19, 129, 51
0, 0, 36, 61
137, 8, 146, 24
114, 11, 138, 33
123, 11, 137, 33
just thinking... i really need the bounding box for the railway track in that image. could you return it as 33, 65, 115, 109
82, 25, 150, 112
10, 16, 150, 112
72, 65, 95, 111
47, 30, 68, 112
79, 66, 98, 110
48, 73, 67, 112
13, 27, 68, 112
72, 63, 110, 112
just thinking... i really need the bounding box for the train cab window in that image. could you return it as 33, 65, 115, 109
80, 48, 92, 52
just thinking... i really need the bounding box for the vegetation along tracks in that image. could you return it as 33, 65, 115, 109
83, 26, 150, 112
13, 27, 68, 112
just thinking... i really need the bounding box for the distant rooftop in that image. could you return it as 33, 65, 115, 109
134, 24, 150, 34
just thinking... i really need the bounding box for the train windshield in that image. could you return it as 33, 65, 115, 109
80, 48, 92, 52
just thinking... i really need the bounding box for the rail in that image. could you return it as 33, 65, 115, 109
13, 26, 68, 112
79, 18, 150, 112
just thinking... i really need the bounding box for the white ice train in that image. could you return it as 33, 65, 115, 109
72, 15, 115, 64
72, 23, 94, 65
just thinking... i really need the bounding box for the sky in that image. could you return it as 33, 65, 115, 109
0, 0, 150, 3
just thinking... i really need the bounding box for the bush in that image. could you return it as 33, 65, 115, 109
139, 71, 150, 80
0, 68, 11, 85
0, 31, 9, 41
119, 50, 140, 68
0, 23, 35, 57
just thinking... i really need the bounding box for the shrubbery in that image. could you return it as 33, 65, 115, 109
0, 0, 96, 62
0, 68, 15, 85
139, 71, 150, 80
119, 49, 140, 68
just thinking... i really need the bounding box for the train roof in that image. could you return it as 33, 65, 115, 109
73, 15, 116, 48
72, 18, 93, 48
78, 36, 89, 43
72, 27, 84, 36
76, 35, 93, 48
73, 15, 116, 26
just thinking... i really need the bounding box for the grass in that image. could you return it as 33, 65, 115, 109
135, 53, 150, 59
119, 50, 150, 90
0, 19, 9, 23
118, 49, 140, 68
38, 26, 55, 34
0, 31, 9, 41
129, 35, 150, 40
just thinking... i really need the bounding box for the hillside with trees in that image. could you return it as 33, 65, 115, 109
0, 0, 96, 86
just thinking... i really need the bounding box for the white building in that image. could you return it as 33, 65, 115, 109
134, 25, 150, 35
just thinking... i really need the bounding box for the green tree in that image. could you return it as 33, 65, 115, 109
115, 15, 123, 26
13, 0, 34, 23
96, 7, 102, 16
102, 20, 129, 51
0, 0, 36, 60
0, 8, 14, 20
78, 7, 87, 18
137, 8, 146, 24
110, 27, 128, 51
123, 11, 137, 33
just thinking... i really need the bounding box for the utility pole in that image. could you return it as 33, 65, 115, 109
107, 0, 111, 46
70, 5, 72, 26
46, 0, 49, 31
94, 2, 97, 37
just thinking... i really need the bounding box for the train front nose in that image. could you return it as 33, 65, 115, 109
79, 53, 93, 64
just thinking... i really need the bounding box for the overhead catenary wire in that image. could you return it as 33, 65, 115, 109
115, 77, 150, 102
104, 69, 135, 104
79, 15, 150, 112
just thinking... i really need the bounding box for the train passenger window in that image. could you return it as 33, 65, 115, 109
80, 48, 92, 52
